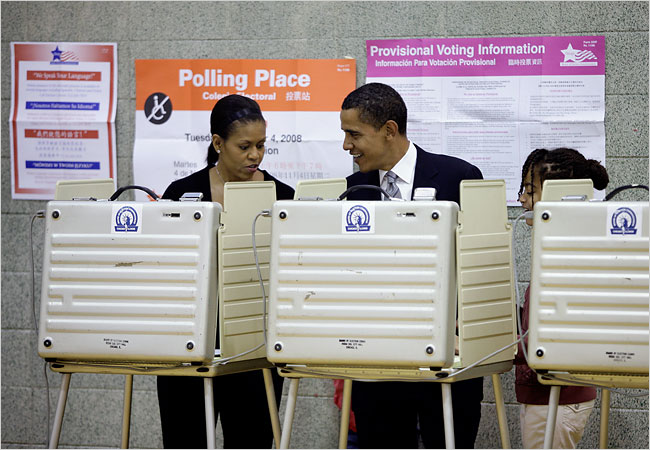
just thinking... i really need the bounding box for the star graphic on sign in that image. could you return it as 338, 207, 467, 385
561, 43, 580, 62
51, 46, 63, 61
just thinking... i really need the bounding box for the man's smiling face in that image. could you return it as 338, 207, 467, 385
340, 108, 394, 173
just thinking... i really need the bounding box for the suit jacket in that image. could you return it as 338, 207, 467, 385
162, 165, 294, 201
346, 144, 483, 204
346, 144, 485, 449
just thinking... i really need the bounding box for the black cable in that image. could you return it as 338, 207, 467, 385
337, 184, 392, 201
109, 185, 159, 201
604, 184, 649, 201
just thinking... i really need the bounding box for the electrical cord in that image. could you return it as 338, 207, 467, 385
217, 209, 272, 365
604, 184, 649, 201
443, 335, 525, 380
252, 209, 272, 350
278, 332, 523, 382
30, 210, 51, 444
337, 184, 392, 201
30, 211, 44, 332
44, 361, 190, 373
512, 212, 532, 366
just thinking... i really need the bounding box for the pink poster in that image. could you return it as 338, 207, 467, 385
366, 36, 606, 203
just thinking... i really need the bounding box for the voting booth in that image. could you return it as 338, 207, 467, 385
38, 182, 281, 449
266, 179, 517, 449
38, 199, 221, 363
268, 199, 458, 369
526, 180, 649, 448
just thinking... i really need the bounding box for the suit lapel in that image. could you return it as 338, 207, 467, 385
412, 145, 439, 199
365, 171, 381, 200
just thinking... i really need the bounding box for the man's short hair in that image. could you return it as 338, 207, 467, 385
341, 83, 407, 135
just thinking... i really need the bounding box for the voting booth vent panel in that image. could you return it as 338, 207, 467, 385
267, 200, 458, 368
217, 181, 277, 360
38, 201, 220, 363
456, 180, 517, 367
528, 201, 649, 374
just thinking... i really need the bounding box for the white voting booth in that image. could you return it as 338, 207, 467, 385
526, 180, 649, 449
267, 179, 517, 449
38, 182, 282, 449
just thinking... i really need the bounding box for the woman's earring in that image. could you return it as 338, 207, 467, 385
216, 148, 221, 154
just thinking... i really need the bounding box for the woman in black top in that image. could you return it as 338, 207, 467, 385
157, 95, 293, 449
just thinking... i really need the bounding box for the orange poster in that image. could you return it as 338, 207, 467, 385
133, 59, 356, 198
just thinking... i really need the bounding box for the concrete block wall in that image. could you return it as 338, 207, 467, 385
2, 2, 648, 448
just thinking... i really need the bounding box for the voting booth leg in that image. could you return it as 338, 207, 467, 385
49, 372, 71, 448
599, 389, 611, 449
280, 378, 300, 449
120, 375, 133, 449
338, 379, 353, 449
263, 368, 282, 448
543, 385, 561, 449
441, 383, 455, 449
491, 373, 511, 449
203, 378, 216, 449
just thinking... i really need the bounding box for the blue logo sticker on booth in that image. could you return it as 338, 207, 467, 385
610, 207, 638, 236
345, 205, 372, 232
114, 206, 140, 233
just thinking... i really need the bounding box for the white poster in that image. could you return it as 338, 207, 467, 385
9, 42, 118, 199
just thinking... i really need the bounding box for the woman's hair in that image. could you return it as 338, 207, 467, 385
518, 147, 609, 197
207, 95, 265, 166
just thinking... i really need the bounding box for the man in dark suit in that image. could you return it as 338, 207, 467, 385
340, 82, 484, 448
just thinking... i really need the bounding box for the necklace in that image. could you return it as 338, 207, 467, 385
214, 163, 228, 183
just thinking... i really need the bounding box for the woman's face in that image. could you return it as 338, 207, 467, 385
213, 119, 266, 182
519, 168, 542, 226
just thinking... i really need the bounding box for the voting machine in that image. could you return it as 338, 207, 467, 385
267, 179, 516, 377
39, 182, 277, 369
528, 183, 649, 387
524, 180, 649, 449
38, 200, 220, 363
37, 182, 281, 449
266, 179, 517, 449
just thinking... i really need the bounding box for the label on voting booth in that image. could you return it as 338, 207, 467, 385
342, 203, 375, 234
111, 203, 143, 234
608, 205, 643, 238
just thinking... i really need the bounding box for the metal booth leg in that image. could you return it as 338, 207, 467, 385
543, 385, 561, 449
49, 372, 72, 449
204, 378, 216, 449
263, 368, 282, 448
441, 383, 455, 449
280, 378, 300, 449
338, 379, 353, 449
491, 373, 511, 449
599, 388, 611, 449
120, 374, 134, 448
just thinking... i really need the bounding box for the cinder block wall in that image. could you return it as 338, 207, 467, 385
2, 2, 648, 448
